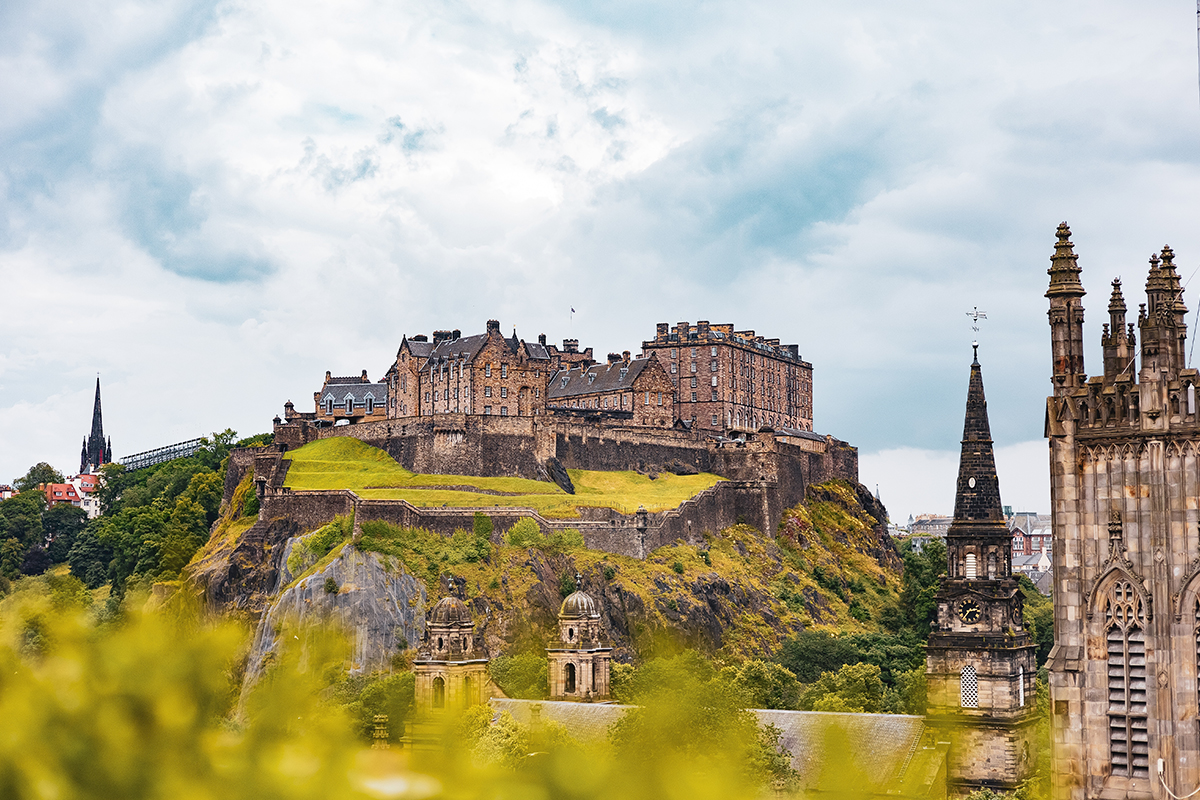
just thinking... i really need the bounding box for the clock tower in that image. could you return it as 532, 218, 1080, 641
925, 346, 1039, 794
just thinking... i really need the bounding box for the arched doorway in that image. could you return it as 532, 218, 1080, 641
433, 676, 445, 709
565, 663, 576, 694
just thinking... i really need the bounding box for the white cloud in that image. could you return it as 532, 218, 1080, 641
1, 0, 1199, 484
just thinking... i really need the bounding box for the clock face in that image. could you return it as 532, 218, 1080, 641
959, 600, 982, 624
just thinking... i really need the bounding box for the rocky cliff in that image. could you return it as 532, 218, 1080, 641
188, 471, 899, 664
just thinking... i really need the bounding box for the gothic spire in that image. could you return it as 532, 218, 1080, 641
1045, 222, 1085, 299
952, 349, 1005, 524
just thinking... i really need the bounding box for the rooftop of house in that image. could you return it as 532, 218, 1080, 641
547, 357, 654, 400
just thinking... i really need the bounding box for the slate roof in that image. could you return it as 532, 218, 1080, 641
777, 427, 827, 442
548, 359, 654, 400
318, 382, 387, 404
488, 700, 942, 797
403, 339, 435, 359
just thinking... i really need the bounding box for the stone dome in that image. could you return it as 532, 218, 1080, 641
429, 596, 471, 626
559, 589, 599, 619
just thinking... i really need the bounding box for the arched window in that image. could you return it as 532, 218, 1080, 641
1018, 666, 1025, 706
433, 676, 445, 709
987, 552, 997, 579
565, 663, 577, 694
325, 397, 333, 415
1105, 581, 1148, 778
965, 553, 978, 579
960, 665, 978, 708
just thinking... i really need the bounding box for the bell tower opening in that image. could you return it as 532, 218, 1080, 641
565, 663, 576, 694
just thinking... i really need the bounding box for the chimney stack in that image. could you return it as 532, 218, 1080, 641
607, 353, 621, 364
487, 319, 501, 334
538, 333, 547, 345
622, 350, 631, 363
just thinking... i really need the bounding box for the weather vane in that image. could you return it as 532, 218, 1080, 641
966, 307, 987, 358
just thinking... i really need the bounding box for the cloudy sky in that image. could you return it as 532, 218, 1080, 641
2, 0, 1199, 520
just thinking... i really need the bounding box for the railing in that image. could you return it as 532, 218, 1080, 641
120, 438, 204, 471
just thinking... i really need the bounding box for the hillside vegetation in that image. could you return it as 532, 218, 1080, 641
282, 437, 724, 516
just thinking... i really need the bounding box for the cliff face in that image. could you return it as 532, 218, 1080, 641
189, 468, 898, 662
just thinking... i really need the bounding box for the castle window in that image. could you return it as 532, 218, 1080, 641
1106, 581, 1149, 778
326, 398, 333, 415
501, 407, 508, 416
690, 362, 697, 373
485, 406, 492, 415
712, 414, 719, 425
671, 349, 676, 358
345, 397, 355, 412
711, 347, 717, 356
454, 388, 459, 399
425, 392, 430, 402
712, 390, 718, 401
484, 387, 492, 397
658, 392, 663, 405
711, 376, 718, 387
691, 392, 697, 402
500, 387, 508, 398
711, 361, 717, 372
960, 665, 978, 708
502, 365, 508, 378
366, 397, 374, 413
433, 677, 445, 709
645, 392, 650, 405
401, 375, 406, 391
965, 553, 978, 579
671, 363, 677, 373
485, 364, 491, 377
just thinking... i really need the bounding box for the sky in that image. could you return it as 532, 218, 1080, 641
2, 0, 1199, 521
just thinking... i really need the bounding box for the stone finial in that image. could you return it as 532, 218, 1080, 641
1161, 245, 1176, 270
1109, 279, 1126, 312
1046, 222, 1085, 298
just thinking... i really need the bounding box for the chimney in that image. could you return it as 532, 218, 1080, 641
656, 322, 669, 342
697, 320, 710, 338
676, 321, 690, 340
325, 370, 331, 382
411, 334, 428, 342
452, 329, 461, 340
361, 369, 369, 382
487, 319, 501, 334
433, 330, 452, 344
564, 339, 579, 353
538, 333, 547, 345
622, 350, 631, 363
607, 353, 621, 364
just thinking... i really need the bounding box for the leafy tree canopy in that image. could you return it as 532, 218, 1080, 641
13, 462, 64, 493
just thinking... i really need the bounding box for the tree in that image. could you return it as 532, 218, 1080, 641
801, 663, 888, 713
44, 503, 88, 563
775, 630, 862, 683
20, 546, 51, 576
67, 526, 113, 589
1, 538, 25, 580
724, 660, 802, 710
0, 492, 46, 549
13, 463, 64, 493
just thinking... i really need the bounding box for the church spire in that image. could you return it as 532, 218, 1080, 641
1046, 223, 1087, 394
952, 348, 1005, 525
81, 377, 110, 473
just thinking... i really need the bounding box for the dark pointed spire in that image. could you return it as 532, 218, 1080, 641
1046, 222, 1085, 299
952, 348, 1005, 524
82, 377, 108, 472
1108, 278, 1126, 314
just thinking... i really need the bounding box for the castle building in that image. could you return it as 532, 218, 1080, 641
640, 321, 813, 434
925, 346, 1038, 794
80, 377, 113, 474
412, 596, 490, 714
546, 578, 612, 700
1045, 224, 1200, 800
546, 352, 676, 427
313, 370, 388, 425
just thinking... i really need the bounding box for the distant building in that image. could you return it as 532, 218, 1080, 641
41, 483, 83, 509
640, 320, 813, 434
313, 370, 388, 426
67, 473, 102, 519
546, 353, 675, 428
79, 377, 113, 474
0, 485, 13, 501
910, 514, 953, 537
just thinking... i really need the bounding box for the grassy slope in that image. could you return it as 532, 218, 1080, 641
281, 479, 902, 660
282, 437, 723, 517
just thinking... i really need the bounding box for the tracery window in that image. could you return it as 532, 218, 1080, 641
1105, 581, 1148, 778
961, 665, 978, 708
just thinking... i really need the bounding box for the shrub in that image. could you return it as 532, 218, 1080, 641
560, 573, 577, 597
242, 491, 260, 518
506, 518, 542, 548
488, 653, 548, 699
473, 512, 494, 539
672, 561, 684, 574
324, 577, 339, 595
603, 564, 616, 580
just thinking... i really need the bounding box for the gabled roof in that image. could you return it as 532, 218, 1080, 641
318, 383, 387, 404
548, 358, 655, 400
401, 337, 435, 359
428, 333, 491, 363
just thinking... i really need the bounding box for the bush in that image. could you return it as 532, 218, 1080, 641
672, 561, 684, 574
800, 663, 887, 713
506, 518, 542, 548
473, 512, 494, 539
324, 577, 339, 595
603, 564, 616, 580
488, 653, 548, 699
560, 572, 577, 597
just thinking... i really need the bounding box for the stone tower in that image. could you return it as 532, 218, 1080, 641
1046, 225, 1200, 800
547, 576, 612, 700
80, 377, 113, 474
412, 596, 489, 714
925, 347, 1038, 794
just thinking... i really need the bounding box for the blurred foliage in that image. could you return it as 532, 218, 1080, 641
330, 671, 416, 743
1017, 574, 1054, 667
880, 537, 947, 638
800, 662, 888, 713
0, 492, 46, 555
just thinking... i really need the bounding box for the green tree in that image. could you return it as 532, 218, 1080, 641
44, 503, 88, 563
67, 526, 113, 589
13, 462, 64, 493
801, 662, 888, 713
488, 653, 549, 699
775, 630, 862, 683
472, 512, 494, 539
0, 492, 46, 549
506, 517, 542, 547
0, 538, 24, 580
724, 660, 802, 710
1017, 573, 1054, 666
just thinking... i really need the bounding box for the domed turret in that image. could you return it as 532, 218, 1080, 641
430, 596, 471, 626
559, 588, 599, 619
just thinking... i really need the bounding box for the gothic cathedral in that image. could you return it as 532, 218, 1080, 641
925, 346, 1038, 793
1046, 224, 1200, 800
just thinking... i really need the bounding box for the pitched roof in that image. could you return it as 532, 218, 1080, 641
548, 358, 654, 400
428, 332, 491, 363
318, 382, 387, 403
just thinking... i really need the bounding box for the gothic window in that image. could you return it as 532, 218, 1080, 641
961, 665, 979, 708
566, 663, 577, 694
1105, 581, 1149, 778
965, 553, 978, 579
433, 677, 445, 709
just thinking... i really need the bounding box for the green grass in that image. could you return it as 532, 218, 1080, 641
282, 437, 723, 518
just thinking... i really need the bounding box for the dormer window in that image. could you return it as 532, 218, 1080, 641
561, 376, 569, 388
365, 396, 374, 414
620, 368, 628, 380
345, 396, 354, 412
325, 397, 333, 415
588, 374, 596, 385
